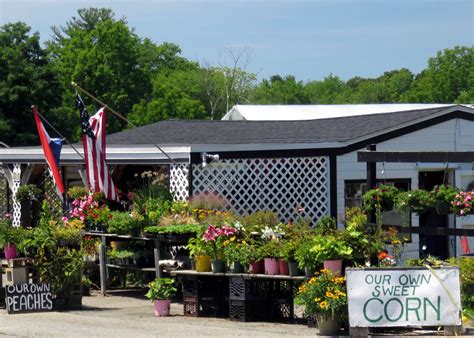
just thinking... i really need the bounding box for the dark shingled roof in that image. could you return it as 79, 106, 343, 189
107, 106, 453, 146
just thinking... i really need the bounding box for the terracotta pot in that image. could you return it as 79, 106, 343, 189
4, 243, 17, 259
154, 299, 171, 317
249, 260, 264, 274
278, 259, 289, 275
195, 255, 211, 272
264, 257, 280, 275
323, 259, 343, 276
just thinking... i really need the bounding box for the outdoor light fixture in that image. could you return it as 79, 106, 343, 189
201, 152, 219, 167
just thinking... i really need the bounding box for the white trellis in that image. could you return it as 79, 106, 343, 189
192, 157, 330, 224
11, 163, 22, 227
170, 164, 189, 201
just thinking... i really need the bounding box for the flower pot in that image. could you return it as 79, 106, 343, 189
249, 260, 264, 274
264, 257, 280, 275
153, 299, 171, 317
195, 255, 211, 272
288, 261, 299, 276
316, 315, 340, 335
278, 259, 289, 275
211, 259, 226, 273
4, 243, 17, 259
231, 261, 245, 273
305, 266, 314, 277
323, 259, 343, 276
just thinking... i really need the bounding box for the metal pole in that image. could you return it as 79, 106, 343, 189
154, 239, 162, 279
367, 144, 377, 224
99, 240, 107, 296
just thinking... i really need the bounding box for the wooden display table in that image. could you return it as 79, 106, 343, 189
171, 270, 305, 322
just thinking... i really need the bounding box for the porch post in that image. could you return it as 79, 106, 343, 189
367, 144, 377, 224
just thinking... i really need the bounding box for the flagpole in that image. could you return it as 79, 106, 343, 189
71, 82, 177, 164
32, 106, 85, 161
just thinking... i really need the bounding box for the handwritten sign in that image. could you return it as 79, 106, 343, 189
5, 283, 53, 314
346, 267, 461, 327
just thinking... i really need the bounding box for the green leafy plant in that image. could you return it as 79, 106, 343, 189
315, 215, 337, 235
15, 184, 43, 202
107, 248, 134, 260
186, 235, 211, 258
144, 223, 204, 234
295, 238, 319, 271
363, 185, 400, 212
395, 189, 431, 214
0, 218, 27, 248
107, 211, 143, 236
281, 239, 299, 262
259, 239, 281, 259
223, 239, 252, 267
145, 278, 177, 301
310, 234, 353, 262
430, 185, 459, 214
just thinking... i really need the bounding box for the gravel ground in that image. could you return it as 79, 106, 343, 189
0, 291, 317, 337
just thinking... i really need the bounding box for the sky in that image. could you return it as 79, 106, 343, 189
1, 0, 472, 81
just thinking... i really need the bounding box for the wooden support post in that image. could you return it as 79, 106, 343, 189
367, 144, 377, 224
99, 243, 107, 296
444, 325, 464, 336
154, 239, 162, 279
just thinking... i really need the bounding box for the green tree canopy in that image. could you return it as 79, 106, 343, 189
0, 22, 60, 146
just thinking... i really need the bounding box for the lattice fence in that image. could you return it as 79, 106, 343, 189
170, 164, 189, 201
192, 157, 329, 224
41, 169, 63, 219
0, 168, 9, 216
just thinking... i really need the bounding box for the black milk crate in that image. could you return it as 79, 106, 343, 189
180, 275, 222, 298
229, 299, 270, 322
183, 295, 227, 318
229, 277, 270, 301
270, 298, 294, 322
271, 280, 295, 299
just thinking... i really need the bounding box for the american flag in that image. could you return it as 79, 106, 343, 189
77, 94, 117, 201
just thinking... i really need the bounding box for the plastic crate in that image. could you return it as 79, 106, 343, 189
229, 277, 270, 301
229, 299, 270, 322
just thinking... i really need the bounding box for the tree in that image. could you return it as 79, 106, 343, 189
305, 74, 348, 104
0, 22, 61, 146
47, 8, 151, 139
251, 75, 309, 104
201, 47, 257, 119
401, 46, 473, 103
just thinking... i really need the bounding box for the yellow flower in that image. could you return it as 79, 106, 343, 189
223, 240, 230, 246
319, 301, 328, 309
325, 291, 335, 299
242, 240, 247, 245
230, 236, 236, 242
314, 297, 321, 302
392, 239, 401, 245
320, 268, 330, 274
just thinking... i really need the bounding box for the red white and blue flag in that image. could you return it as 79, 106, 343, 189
32, 106, 65, 197
76, 94, 117, 201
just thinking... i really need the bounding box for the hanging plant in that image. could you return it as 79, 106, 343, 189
394, 190, 431, 214
430, 185, 459, 215
363, 185, 400, 212
15, 184, 43, 203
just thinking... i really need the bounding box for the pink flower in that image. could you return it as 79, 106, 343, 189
62, 216, 68, 223
467, 195, 472, 201
460, 210, 465, 215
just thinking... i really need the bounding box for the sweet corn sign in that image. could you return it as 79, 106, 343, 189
346, 267, 462, 327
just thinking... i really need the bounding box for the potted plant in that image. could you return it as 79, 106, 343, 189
310, 234, 353, 276
248, 243, 264, 274
296, 269, 347, 335
430, 185, 459, 215
395, 189, 431, 214
145, 278, 177, 317
0, 217, 25, 259
295, 238, 319, 276
223, 238, 251, 273
260, 240, 281, 275
186, 236, 211, 272
363, 184, 399, 212
202, 224, 237, 273
16, 184, 43, 227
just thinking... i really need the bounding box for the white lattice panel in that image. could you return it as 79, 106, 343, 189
11, 163, 21, 227
192, 157, 329, 224
170, 164, 189, 201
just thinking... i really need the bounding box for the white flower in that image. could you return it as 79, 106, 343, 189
261, 226, 275, 240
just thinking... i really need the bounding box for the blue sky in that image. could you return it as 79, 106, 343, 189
1, 0, 472, 81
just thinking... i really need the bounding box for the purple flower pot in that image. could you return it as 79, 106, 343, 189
154, 299, 171, 317
4, 243, 17, 259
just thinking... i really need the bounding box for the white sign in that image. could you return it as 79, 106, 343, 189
346, 267, 461, 327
